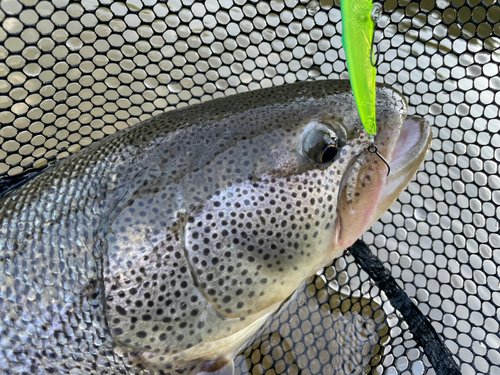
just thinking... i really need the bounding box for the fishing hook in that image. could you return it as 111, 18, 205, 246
367, 142, 391, 176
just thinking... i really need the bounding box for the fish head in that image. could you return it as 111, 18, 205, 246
103, 81, 431, 365
183, 82, 432, 319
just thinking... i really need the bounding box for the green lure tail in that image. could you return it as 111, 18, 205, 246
341, 0, 378, 137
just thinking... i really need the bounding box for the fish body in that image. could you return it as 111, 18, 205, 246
341, 0, 378, 136
0, 80, 431, 374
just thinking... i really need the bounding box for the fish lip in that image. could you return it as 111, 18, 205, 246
388, 116, 432, 176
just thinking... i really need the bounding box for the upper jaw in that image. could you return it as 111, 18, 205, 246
388, 116, 432, 176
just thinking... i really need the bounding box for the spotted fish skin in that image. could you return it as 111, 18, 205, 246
0, 80, 416, 374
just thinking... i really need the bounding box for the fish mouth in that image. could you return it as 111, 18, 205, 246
334, 116, 432, 251
368, 116, 432, 227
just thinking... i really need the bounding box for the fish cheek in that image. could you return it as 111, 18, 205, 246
184, 172, 338, 319
103, 233, 210, 354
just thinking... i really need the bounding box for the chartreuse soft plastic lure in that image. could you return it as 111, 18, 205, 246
341, 0, 381, 140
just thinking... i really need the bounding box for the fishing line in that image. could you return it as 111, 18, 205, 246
367, 2, 390, 176
370, 3, 382, 67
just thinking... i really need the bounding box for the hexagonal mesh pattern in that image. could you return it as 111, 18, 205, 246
0, 0, 499, 374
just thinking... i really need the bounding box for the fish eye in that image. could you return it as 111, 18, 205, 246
301, 123, 340, 164
318, 144, 338, 163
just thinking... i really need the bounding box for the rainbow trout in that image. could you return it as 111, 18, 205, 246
0, 80, 431, 374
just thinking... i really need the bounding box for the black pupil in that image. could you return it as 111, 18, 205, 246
319, 146, 338, 163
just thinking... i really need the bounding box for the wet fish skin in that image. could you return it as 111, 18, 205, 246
0, 80, 418, 374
